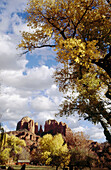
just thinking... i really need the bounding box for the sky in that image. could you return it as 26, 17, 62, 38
0, 0, 106, 143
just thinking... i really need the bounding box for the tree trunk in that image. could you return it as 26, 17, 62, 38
75, 167, 78, 170
100, 119, 111, 144
56, 166, 59, 170
69, 165, 73, 170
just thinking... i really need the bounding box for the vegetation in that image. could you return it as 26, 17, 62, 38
18, 147, 30, 160
69, 132, 97, 170
19, 0, 111, 143
2, 165, 63, 170
0, 129, 110, 169
91, 142, 111, 169
0, 134, 26, 164
33, 134, 70, 170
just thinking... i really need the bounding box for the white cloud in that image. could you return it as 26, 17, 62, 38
0, 33, 28, 70
72, 126, 86, 132
1, 66, 55, 91
0, 0, 60, 132
32, 111, 56, 128
2, 124, 10, 132
0, 93, 29, 121
46, 84, 62, 98
0, 0, 27, 33
31, 96, 57, 112
72, 123, 106, 143
87, 126, 105, 141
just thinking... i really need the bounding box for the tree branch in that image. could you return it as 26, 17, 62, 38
92, 46, 111, 78
76, 0, 94, 28
20, 44, 56, 55
32, 44, 56, 48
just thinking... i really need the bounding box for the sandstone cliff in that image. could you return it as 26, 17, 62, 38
16, 116, 73, 138
7, 116, 73, 149
16, 116, 38, 134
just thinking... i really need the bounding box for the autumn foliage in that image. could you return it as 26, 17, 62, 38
19, 0, 111, 143
0, 133, 26, 164
32, 134, 70, 170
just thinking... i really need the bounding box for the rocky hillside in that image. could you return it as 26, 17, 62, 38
7, 116, 73, 148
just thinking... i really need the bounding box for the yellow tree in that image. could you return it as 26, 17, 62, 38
7, 135, 26, 159
0, 134, 26, 164
38, 134, 70, 170
19, 0, 111, 143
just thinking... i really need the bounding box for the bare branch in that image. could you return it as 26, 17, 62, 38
32, 44, 56, 48
20, 44, 56, 56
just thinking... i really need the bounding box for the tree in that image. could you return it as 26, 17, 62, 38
90, 141, 111, 170
37, 134, 70, 170
0, 126, 9, 165
7, 135, 26, 160
69, 132, 97, 170
0, 134, 26, 164
0, 123, 6, 151
19, 0, 111, 143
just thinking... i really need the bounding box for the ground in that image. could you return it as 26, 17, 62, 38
1, 165, 108, 170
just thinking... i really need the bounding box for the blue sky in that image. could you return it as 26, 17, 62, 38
0, 0, 106, 143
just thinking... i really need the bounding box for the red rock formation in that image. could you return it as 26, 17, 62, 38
44, 119, 59, 134
35, 122, 38, 134
16, 116, 38, 134
16, 117, 73, 138
9, 117, 73, 150
38, 125, 43, 136
44, 119, 73, 137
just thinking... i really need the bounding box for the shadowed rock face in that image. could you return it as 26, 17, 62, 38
44, 119, 73, 137
16, 117, 37, 134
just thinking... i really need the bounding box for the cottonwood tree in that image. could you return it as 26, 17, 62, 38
19, 0, 111, 143
37, 134, 70, 170
0, 134, 26, 164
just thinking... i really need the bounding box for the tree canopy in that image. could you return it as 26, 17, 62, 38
19, 0, 111, 143
0, 134, 26, 164
38, 134, 70, 170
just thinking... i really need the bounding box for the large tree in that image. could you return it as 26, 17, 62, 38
19, 0, 111, 143
37, 134, 70, 170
